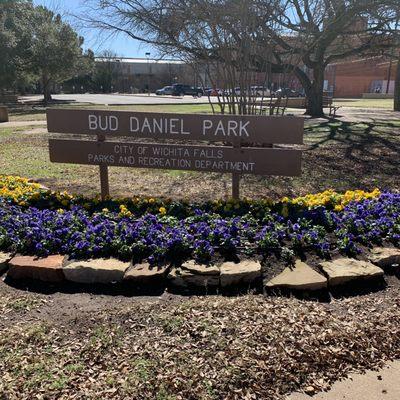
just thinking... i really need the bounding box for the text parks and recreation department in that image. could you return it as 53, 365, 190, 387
49, 140, 301, 175
89, 143, 256, 173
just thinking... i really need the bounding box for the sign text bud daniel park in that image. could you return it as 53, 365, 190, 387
47, 109, 304, 197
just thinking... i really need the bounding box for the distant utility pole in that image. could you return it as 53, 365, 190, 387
146, 52, 151, 95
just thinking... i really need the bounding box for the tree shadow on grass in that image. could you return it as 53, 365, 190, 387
299, 117, 400, 191
305, 118, 399, 169
306, 118, 400, 150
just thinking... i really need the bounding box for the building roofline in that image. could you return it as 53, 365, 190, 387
95, 56, 185, 64
327, 55, 390, 67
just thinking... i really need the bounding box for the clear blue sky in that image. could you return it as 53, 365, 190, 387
32, 0, 153, 58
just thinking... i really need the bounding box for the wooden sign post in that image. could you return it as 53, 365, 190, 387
97, 133, 110, 199
232, 142, 241, 199
46, 109, 304, 199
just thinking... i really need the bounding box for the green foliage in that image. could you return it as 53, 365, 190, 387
29, 6, 93, 101
0, 1, 93, 100
0, 1, 34, 91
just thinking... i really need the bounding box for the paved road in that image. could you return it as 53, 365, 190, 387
20, 93, 218, 105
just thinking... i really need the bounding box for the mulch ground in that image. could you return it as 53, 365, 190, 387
1, 276, 400, 399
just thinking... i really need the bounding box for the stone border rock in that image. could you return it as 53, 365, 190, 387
0, 252, 13, 274
63, 258, 130, 284
1, 247, 398, 296
369, 247, 400, 275
265, 260, 327, 291
319, 258, 384, 287
220, 260, 262, 289
167, 260, 220, 292
125, 263, 170, 285
7, 254, 65, 282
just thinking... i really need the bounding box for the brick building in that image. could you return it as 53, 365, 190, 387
325, 57, 397, 98
89, 55, 397, 98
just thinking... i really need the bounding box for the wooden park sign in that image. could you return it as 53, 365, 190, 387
46, 109, 304, 199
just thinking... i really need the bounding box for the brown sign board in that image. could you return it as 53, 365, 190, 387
49, 139, 302, 176
47, 109, 304, 145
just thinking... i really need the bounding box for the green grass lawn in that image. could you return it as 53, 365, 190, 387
9, 103, 216, 122
7, 98, 396, 123
334, 98, 394, 109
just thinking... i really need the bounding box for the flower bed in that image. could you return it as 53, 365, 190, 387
0, 175, 382, 219
0, 189, 398, 266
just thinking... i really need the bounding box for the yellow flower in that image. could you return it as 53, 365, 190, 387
119, 204, 132, 217
159, 207, 167, 215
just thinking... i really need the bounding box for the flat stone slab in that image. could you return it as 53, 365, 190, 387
220, 260, 261, 288
181, 260, 220, 276
0, 252, 13, 274
168, 261, 220, 289
319, 258, 384, 286
369, 247, 400, 268
265, 260, 327, 291
7, 254, 65, 282
63, 258, 130, 284
124, 263, 169, 284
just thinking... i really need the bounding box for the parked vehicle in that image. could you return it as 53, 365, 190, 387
205, 88, 223, 96
171, 84, 203, 97
223, 87, 274, 97
155, 86, 175, 95
249, 86, 274, 97
275, 88, 301, 98
223, 87, 241, 96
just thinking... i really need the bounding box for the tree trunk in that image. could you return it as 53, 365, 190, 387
305, 65, 325, 117
293, 64, 325, 118
394, 59, 400, 112
42, 74, 52, 105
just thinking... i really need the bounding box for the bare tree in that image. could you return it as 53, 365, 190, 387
265, 0, 400, 116
81, 0, 399, 117
80, 0, 298, 115
93, 49, 122, 93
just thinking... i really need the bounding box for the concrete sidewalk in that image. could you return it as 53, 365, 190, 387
288, 361, 400, 400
